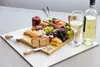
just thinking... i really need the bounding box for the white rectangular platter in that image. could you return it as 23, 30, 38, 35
1, 27, 99, 67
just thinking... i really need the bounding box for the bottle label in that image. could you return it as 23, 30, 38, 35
83, 16, 97, 40
83, 16, 86, 32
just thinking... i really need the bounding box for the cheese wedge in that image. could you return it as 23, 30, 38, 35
51, 37, 62, 46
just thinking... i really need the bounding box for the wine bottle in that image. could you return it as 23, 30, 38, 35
83, 0, 97, 40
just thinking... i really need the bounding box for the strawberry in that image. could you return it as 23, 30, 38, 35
56, 21, 64, 26
54, 19, 60, 24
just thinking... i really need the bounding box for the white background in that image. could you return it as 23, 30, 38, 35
0, 0, 100, 13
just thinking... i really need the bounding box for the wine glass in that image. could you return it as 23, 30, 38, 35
70, 10, 84, 47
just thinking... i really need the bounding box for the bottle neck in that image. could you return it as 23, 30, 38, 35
89, 5, 95, 8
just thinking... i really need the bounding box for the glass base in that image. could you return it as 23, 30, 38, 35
70, 40, 80, 47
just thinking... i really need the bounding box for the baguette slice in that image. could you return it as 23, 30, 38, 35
24, 29, 38, 37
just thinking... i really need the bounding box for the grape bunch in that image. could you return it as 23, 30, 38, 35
65, 23, 74, 39
48, 23, 74, 42
43, 26, 54, 34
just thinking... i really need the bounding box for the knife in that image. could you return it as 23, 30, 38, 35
23, 47, 45, 55
5, 35, 23, 41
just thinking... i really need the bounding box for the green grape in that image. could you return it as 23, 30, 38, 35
67, 31, 71, 35
48, 28, 52, 32
67, 30, 74, 39
44, 29, 49, 33
48, 19, 52, 22
70, 30, 74, 35
68, 35, 73, 39
65, 26, 71, 30
50, 27, 54, 31
46, 27, 50, 29
52, 18, 56, 21
43, 28, 47, 31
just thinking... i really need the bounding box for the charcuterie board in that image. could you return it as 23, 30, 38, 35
1, 27, 99, 67
1, 16, 99, 67
15, 33, 74, 55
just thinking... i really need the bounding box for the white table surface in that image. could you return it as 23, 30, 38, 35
0, 6, 100, 67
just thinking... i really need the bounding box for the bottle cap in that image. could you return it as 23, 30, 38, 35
90, 0, 96, 5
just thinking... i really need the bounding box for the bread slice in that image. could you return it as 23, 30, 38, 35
39, 37, 50, 47
31, 37, 39, 48
39, 37, 47, 47
46, 37, 50, 45
17, 35, 33, 47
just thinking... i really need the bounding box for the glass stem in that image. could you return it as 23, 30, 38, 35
73, 30, 78, 44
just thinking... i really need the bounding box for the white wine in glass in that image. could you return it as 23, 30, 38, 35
70, 10, 83, 47
70, 21, 83, 31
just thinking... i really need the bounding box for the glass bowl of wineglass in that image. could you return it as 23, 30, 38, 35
69, 10, 84, 47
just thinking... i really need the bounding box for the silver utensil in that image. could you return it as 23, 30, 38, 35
42, 8, 49, 17
42, 6, 51, 18
47, 6, 50, 17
